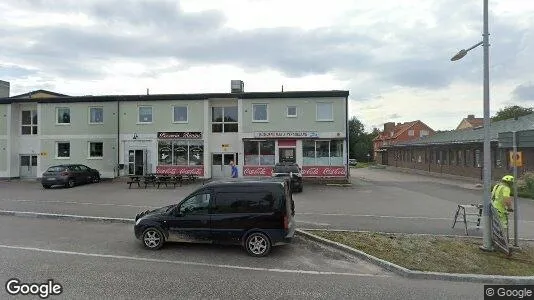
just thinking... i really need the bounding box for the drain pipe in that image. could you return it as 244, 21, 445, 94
116, 98, 120, 177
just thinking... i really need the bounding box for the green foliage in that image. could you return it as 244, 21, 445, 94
348, 117, 378, 162
491, 105, 533, 122
517, 172, 534, 199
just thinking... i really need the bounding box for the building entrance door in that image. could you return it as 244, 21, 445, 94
20, 154, 38, 178
128, 149, 148, 175
211, 153, 238, 178
279, 148, 296, 163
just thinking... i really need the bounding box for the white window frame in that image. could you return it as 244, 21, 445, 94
252, 103, 269, 122
408, 130, 415, 136
21, 109, 38, 135
89, 106, 104, 124
56, 142, 70, 159
316, 103, 333, 121
420, 130, 429, 137
172, 105, 189, 123
137, 106, 153, 124
88, 142, 103, 159
56, 107, 71, 125
287, 106, 297, 118
211, 106, 238, 133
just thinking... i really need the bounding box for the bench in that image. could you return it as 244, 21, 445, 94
127, 176, 141, 189
452, 204, 483, 235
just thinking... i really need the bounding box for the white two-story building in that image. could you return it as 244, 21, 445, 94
0, 80, 349, 180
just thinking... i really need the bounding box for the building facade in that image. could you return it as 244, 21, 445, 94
0, 84, 349, 180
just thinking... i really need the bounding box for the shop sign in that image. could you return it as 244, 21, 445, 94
254, 131, 319, 138
156, 165, 204, 176
301, 166, 346, 177
158, 132, 202, 139
243, 166, 273, 177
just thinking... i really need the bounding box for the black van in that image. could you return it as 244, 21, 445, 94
134, 178, 296, 257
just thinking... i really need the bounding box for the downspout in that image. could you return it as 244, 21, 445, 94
116, 98, 120, 177
345, 95, 349, 181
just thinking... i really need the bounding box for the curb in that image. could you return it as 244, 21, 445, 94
0, 210, 134, 224
296, 229, 534, 284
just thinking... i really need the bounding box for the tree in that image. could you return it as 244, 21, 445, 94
348, 117, 377, 161
492, 105, 533, 122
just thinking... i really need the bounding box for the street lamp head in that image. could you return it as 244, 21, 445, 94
451, 49, 468, 61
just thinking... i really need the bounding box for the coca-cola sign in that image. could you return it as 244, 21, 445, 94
301, 166, 346, 177
156, 165, 204, 176
158, 132, 202, 139
243, 166, 273, 177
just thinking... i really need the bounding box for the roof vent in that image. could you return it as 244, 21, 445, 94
231, 80, 244, 93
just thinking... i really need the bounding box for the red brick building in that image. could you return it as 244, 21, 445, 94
373, 120, 435, 164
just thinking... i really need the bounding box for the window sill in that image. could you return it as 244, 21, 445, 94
172, 121, 189, 124
55, 157, 70, 160
87, 157, 103, 160
55, 123, 71, 126
89, 122, 104, 125
316, 119, 334, 122
252, 120, 269, 123
287, 115, 298, 118
136, 122, 153, 125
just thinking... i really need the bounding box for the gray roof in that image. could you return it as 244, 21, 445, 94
394, 113, 534, 147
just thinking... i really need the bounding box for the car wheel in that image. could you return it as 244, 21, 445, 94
298, 186, 303, 193
93, 175, 100, 183
67, 179, 75, 188
42, 185, 51, 189
245, 232, 271, 257
142, 228, 165, 250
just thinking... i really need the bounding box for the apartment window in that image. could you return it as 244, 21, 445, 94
316, 103, 333, 121
89, 142, 103, 158
212, 106, 238, 133
244, 140, 275, 165
287, 106, 297, 117
89, 107, 103, 124
57, 108, 70, 124
408, 130, 415, 136
21, 110, 38, 135
173, 106, 188, 123
303, 140, 343, 165
420, 130, 429, 137
56, 142, 70, 158
252, 104, 268, 122
138, 106, 153, 123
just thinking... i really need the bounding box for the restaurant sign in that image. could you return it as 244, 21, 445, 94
156, 165, 204, 176
158, 132, 202, 139
254, 131, 319, 138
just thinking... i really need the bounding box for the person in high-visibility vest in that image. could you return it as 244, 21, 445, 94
491, 175, 514, 231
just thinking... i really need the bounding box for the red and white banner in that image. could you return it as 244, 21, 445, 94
156, 165, 204, 176
301, 166, 346, 177
243, 166, 273, 177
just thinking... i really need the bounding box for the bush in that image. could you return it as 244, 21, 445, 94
517, 172, 534, 199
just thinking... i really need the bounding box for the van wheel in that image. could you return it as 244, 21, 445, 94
67, 179, 75, 188
42, 185, 51, 189
142, 228, 164, 250
245, 232, 271, 257
298, 186, 303, 193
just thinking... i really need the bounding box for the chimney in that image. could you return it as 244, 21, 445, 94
467, 114, 475, 119
231, 80, 244, 93
383, 122, 395, 132
0, 80, 10, 98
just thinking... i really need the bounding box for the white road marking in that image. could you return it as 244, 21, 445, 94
298, 212, 534, 223
0, 244, 391, 278
296, 221, 330, 226
0, 198, 157, 209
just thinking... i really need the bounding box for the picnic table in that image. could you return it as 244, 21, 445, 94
127, 174, 185, 189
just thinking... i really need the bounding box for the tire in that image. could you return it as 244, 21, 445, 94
244, 232, 271, 257
67, 179, 75, 188
42, 185, 51, 189
93, 175, 100, 183
142, 227, 165, 250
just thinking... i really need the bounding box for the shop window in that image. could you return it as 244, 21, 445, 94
303, 140, 344, 166
244, 140, 275, 165
212, 106, 238, 132
158, 140, 204, 166
57, 107, 70, 124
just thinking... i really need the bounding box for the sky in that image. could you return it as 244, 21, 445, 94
1, 0, 533, 131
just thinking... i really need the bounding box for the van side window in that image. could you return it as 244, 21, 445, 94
179, 193, 210, 215
213, 191, 275, 214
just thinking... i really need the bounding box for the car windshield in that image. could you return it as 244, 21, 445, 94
46, 166, 66, 172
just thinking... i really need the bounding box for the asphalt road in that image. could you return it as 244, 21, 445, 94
0, 216, 486, 299
1, 168, 533, 238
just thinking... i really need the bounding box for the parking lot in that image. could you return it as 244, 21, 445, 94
1, 169, 527, 298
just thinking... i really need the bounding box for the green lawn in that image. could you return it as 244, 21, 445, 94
310, 230, 534, 276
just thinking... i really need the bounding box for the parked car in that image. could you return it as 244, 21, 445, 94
134, 178, 296, 257
349, 159, 358, 166
271, 162, 303, 192
41, 164, 101, 189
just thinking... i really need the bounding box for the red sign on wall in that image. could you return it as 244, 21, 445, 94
301, 166, 346, 177
243, 166, 273, 177
156, 165, 204, 176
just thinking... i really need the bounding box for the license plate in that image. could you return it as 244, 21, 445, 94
48, 178, 55, 181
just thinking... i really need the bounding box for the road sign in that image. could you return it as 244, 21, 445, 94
509, 151, 522, 167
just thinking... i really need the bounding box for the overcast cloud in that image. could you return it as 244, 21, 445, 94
0, 0, 533, 130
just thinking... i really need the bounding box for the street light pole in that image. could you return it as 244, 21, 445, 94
451, 0, 492, 250
481, 0, 493, 251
